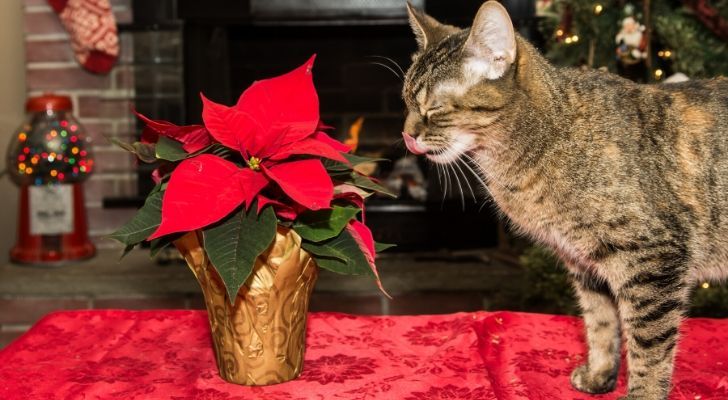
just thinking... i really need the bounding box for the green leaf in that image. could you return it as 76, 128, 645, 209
202, 205, 278, 303
150, 232, 184, 257
324, 153, 388, 172
374, 242, 396, 253
107, 189, 164, 247
301, 241, 347, 262
119, 243, 136, 260
110, 138, 157, 163
155, 136, 188, 161
293, 206, 360, 242
303, 230, 373, 276
344, 153, 388, 166
348, 173, 397, 198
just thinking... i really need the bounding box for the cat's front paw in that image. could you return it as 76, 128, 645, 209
570, 364, 617, 394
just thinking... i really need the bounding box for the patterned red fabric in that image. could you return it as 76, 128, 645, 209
0, 310, 494, 399
476, 311, 728, 400
0, 310, 726, 399
47, 0, 119, 74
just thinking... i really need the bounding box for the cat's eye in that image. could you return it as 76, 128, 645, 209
425, 105, 444, 119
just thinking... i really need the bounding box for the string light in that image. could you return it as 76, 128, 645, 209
9, 118, 93, 185
556, 29, 564, 37
593, 4, 603, 15
658, 49, 672, 59
654, 69, 664, 79
701, 282, 710, 289
564, 35, 579, 45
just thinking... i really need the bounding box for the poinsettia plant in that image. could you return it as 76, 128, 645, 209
110, 55, 395, 301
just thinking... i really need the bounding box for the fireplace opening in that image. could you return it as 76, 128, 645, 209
112, 0, 542, 253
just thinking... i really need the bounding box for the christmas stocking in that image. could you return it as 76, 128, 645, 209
47, 0, 119, 74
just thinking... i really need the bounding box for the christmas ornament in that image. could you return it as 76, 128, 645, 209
5, 94, 95, 264
615, 15, 648, 65
615, 5, 649, 82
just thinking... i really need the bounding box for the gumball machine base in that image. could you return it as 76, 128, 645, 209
10, 184, 95, 266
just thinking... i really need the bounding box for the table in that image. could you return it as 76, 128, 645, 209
0, 310, 726, 399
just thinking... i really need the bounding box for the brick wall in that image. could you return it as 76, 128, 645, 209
23, 0, 137, 248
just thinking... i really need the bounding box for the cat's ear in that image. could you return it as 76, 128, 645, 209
406, 2, 458, 50
463, 1, 517, 80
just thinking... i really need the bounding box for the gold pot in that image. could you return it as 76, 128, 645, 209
174, 227, 318, 385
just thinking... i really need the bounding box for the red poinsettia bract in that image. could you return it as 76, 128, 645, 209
148, 55, 350, 240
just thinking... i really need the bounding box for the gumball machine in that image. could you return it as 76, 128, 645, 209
6, 94, 95, 264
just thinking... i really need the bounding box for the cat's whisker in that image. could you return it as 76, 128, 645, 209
439, 162, 448, 206
433, 148, 452, 204
440, 158, 450, 200
367, 61, 403, 82
458, 155, 493, 211
446, 161, 466, 210
453, 158, 477, 203
429, 159, 442, 188
458, 153, 493, 198
367, 55, 405, 77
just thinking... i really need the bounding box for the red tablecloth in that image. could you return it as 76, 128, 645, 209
0, 310, 726, 399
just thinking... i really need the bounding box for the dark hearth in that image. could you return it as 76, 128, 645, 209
120, 0, 544, 252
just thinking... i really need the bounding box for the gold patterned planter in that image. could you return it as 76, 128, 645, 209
174, 227, 318, 385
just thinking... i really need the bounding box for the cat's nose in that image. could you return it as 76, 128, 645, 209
402, 132, 428, 155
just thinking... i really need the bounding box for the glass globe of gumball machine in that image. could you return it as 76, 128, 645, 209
6, 94, 96, 264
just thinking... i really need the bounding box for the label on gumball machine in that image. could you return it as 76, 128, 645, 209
29, 184, 74, 235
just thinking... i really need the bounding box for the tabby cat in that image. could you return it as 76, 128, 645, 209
402, 2, 728, 399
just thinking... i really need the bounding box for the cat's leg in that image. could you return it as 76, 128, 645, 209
615, 262, 689, 400
569, 271, 621, 394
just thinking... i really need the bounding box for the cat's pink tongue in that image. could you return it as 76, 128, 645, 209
402, 132, 427, 155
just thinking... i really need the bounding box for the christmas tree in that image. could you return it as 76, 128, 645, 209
519, 245, 728, 317
537, 0, 728, 81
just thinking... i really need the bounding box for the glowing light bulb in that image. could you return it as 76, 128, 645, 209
594, 4, 603, 14
701, 282, 710, 289
654, 69, 664, 79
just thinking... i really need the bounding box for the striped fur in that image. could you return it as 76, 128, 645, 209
403, 2, 728, 399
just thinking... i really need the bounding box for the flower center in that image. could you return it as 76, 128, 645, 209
248, 156, 261, 171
